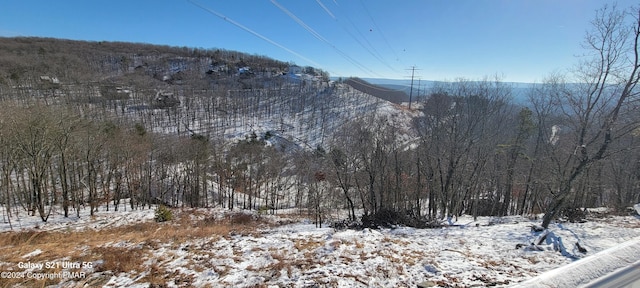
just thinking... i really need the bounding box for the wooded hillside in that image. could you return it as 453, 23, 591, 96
1, 3, 640, 233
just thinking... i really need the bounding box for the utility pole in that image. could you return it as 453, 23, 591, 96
417, 78, 421, 103
406, 66, 420, 109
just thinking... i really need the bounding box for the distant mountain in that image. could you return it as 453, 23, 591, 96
346, 77, 534, 104
0, 37, 414, 151
0, 36, 293, 91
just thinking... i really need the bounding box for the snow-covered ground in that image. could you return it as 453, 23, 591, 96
0, 205, 638, 287
517, 237, 640, 287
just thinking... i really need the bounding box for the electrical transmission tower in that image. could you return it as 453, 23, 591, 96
406, 66, 421, 109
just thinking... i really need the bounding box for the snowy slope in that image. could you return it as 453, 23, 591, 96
2, 206, 639, 287
117, 82, 419, 152
516, 237, 640, 287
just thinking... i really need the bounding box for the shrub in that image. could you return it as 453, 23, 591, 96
330, 219, 362, 230
361, 209, 441, 229
560, 207, 587, 223
154, 205, 173, 222
264, 130, 274, 140
361, 209, 404, 228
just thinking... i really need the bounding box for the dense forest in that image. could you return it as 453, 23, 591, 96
0, 5, 639, 230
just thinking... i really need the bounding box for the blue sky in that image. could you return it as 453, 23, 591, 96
0, 0, 635, 82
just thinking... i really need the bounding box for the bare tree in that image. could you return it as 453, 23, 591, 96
328, 147, 358, 222
9, 105, 61, 221
496, 107, 534, 216
540, 4, 640, 228
415, 78, 512, 219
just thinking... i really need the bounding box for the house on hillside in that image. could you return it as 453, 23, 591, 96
100, 85, 131, 100
38, 75, 62, 92
206, 63, 229, 75
237, 66, 254, 78
153, 90, 180, 108
40, 75, 60, 84
287, 65, 307, 83
288, 65, 303, 75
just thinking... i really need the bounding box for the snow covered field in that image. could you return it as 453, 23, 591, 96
0, 205, 639, 287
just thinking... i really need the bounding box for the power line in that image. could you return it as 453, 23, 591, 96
271, 0, 379, 77
187, 0, 322, 68
359, 0, 402, 68
326, 0, 399, 73
315, 0, 335, 19
343, 10, 394, 72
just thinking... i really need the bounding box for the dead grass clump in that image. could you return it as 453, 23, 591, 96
359, 251, 372, 261
141, 263, 168, 287
267, 251, 313, 277
194, 214, 256, 236
342, 274, 369, 285
327, 240, 342, 250
293, 238, 323, 252
399, 250, 426, 266
196, 215, 219, 226
163, 269, 195, 286
0, 263, 66, 287
192, 218, 234, 237
93, 246, 145, 273
212, 264, 231, 277
481, 259, 503, 268
268, 252, 289, 276
142, 238, 161, 250
339, 254, 354, 264
0, 230, 52, 246
205, 224, 234, 237
117, 222, 158, 234
227, 212, 255, 225
382, 236, 410, 246
189, 212, 269, 237
0, 230, 89, 265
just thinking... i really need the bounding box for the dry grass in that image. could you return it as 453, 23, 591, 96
293, 238, 323, 252
191, 211, 273, 238
93, 246, 145, 273
327, 239, 342, 250
481, 259, 503, 268
265, 250, 316, 277
140, 263, 169, 287
268, 252, 289, 276
0, 208, 269, 287
342, 273, 369, 285
226, 212, 255, 225
213, 265, 231, 277
398, 249, 427, 266
0, 230, 96, 266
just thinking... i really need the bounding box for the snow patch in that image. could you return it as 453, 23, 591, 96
21, 249, 43, 259
3, 206, 639, 287
516, 237, 640, 287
